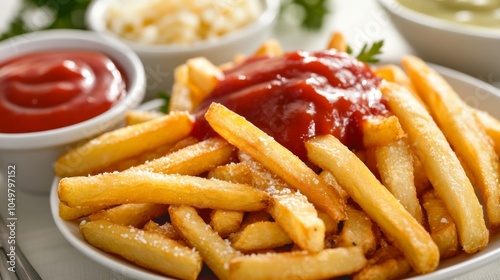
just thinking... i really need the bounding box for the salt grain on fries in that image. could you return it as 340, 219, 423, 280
56, 34, 500, 279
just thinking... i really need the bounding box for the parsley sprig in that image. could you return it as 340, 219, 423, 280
347, 40, 385, 64
280, 0, 329, 30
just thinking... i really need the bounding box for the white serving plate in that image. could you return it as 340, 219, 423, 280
51, 64, 500, 280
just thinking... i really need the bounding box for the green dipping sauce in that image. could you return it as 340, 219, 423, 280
397, 0, 500, 29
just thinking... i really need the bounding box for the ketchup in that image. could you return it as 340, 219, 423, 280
0, 51, 127, 133
192, 50, 389, 160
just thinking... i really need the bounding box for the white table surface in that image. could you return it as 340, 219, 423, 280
1, 0, 500, 279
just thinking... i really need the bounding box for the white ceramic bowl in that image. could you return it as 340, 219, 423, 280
86, 0, 280, 100
377, 0, 500, 82
0, 29, 146, 193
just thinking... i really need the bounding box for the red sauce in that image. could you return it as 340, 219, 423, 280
192, 50, 389, 161
0, 50, 127, 133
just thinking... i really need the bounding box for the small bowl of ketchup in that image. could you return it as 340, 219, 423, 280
0, 29, 146, 193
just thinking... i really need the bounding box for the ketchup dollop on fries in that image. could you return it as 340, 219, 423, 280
192, 50, 389, 160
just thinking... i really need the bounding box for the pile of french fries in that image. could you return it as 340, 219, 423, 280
54, 32, 500, 280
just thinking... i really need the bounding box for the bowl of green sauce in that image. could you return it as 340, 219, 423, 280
377, 0, 500, 82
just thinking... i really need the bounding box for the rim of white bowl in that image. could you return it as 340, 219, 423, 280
377, 0, 500, 39
85, 0, 280, 54
0, 29, 146, 150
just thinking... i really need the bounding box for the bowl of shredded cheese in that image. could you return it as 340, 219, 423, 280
86, 0, 280, 100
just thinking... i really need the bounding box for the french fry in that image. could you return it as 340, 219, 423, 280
58, 203, 108, 221
336, 208, 377, 255
87, 203, 168, 228
229, 221, 292, 252
143, 220, 182, 241
421, 189, 459, 259
80, 220, 202, 280
54, 111, 193, 177
58, 171, 269, 211
169, 205, 241, 280
327, 31, 348, 52
229, 247, 367, 280
210, 210, 245, 238
186, 57, 223, 108
403, 55, 500, 231
353, 246, 412, 280
473, 108, 500, 156
131, 137, 235, 175
125, 110, 163, 125
306, 134, 439, 274
242, 159, 326, 252
253, 39, 283, 57
205, 102, 346, 224
361, 114, 424, 224
318, 170, 350, 206
169, 64, 194, 112
379, 81, 489, 253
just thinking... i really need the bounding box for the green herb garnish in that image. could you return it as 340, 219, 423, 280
280, 0, 329, 30
347, 40, 385, 64
157, 91, 171, 114
1, 0, 91, 41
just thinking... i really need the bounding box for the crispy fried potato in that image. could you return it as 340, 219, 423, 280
80, 220, 202, 280
306, 135, 439, 274
361, 116, 405, 149
169, 205, 241, 280
186, 57, 223, 108
380, 81, 489, 253
87, 203, 168, 228
58, 203, 108, 221
253, 39, 283, 57
210, 210, 245, 238
58, 171, 269, 211
229, 221, 292, 252
205, 102, 346, 224
229, 247, 367, 280
336, 208, 377, 255
143, 221, 182, 241
242, 159, 326, 252
403, 55, 500, 231
327, 31, 348, 52
169, 64, 194, 112
373, 137, 424, 225
54, 111, 193, 177
354, 246, 411, 280
474, 108, 500, 156
125, 110, 163, 125
131, 137, 235, 175
422, 190, 459, 259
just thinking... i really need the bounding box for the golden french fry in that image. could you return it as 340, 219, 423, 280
229, 221, 292, 252
229, 247, 367, 280
403, 55, 500, 231
242, 159, 326, 252
336, 208, 377, 255
379, 81, 489, 253
306, 135, 439, 274
87, 203, 168, 228
361, 116, 405, 149
131, 137, 235, 175
474, 108, 500, 156
353, 246, 411, 280
143, 221, 182, 241
422, 189, 459, 259
186, 56, 223, 108
54, 111, 193, 177
125, 110, 163, 125
327, 31, 348, 52
253, 39, 283, 57
169, 205, 241, 280
205, 102, 346, 224
319, 170, 350, 206
80, 220, 202, 280
210, 210, 244, 238
58, 171, 269, 211
58, 203, 108, 221
374, 64, 419, 99
169, 64, 194, 112
373, 137, 424, 225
